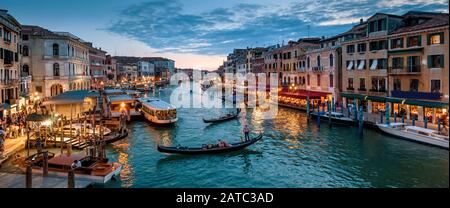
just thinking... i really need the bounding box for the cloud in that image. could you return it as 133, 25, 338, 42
106, 0, 449, 55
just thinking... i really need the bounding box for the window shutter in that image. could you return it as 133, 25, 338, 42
418, 35, 422, 46
427, 55, 432, 68
406, 37, 410, 47
427, 34, 431, 45
440, 55, 444, 68
439, 32, 444, 44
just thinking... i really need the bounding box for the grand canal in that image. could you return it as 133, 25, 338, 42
99, 87, 448, 188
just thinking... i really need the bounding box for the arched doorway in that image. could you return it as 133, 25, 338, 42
50, 84, 63, 97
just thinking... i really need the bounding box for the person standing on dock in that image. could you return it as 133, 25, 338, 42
243, 125, 250, 141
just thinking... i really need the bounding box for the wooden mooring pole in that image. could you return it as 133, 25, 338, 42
26, 164, 32, 188
43, 151, 48, 177
68, 169, 75, 188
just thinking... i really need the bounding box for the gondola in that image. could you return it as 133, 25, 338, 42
202, 109, 241, 123
157, 133, 262, 154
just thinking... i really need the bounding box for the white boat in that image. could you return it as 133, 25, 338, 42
62, 123, 112, 136
376, 122, 449, 149
139, 98, 178, 124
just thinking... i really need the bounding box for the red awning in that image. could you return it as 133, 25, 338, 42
279, 89, 330, 99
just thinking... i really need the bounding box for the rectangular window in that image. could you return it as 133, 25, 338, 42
391, 38, 403, 49
357, 60, 365, 70
377, 18, 387, 31
407, 35, 421, 47
407, 56, 420, 72
346, 45, 355, 53
357, 43, 366, 52
22, 34, 29, 41
348, 78, 354, 89
378, 40, 388, 50
428, 55, 444, 68
346, 60, 354, 70
330, 74, 334, 87
369, 21, 376, 33
369, 41, 378, 51
378, 58, 387, 70
410, 79, 419, 92
392, 57, 404, 69
394, 79, 401, 91
431, 80, 441, 93
317, 74, 321, 86
359, 78, 366, 90
428, 32, 444, 45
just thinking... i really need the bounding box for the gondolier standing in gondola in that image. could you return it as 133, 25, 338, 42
243, 125, 250, 141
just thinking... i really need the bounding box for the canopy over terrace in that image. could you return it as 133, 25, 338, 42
279, 88, 330, 99
42, 90, 100, 118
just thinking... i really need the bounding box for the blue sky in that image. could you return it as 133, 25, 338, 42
1, 0, 448, 70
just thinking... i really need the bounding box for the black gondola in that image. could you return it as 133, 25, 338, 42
202, 109, 241, 123
157, 133, 262, 154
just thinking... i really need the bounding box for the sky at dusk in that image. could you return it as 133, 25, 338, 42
1, 0, 448, 70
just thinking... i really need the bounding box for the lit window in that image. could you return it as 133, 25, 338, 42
430, 34, 441, 44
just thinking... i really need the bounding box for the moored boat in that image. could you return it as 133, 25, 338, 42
376, 122, 449, 149
21, 153, 122, 184
157, 133, 263, 154
310, 111, 356, 125
139, 97, 178, 124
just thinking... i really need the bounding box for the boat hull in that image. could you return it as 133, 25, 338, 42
157, 134, 262, 154
377, 124, 449, 149
310, 112, 356, 125
143, 111, 178, 124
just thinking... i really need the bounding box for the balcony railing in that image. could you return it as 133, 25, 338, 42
391, 90, 441, 100
0, 79, 19, 85
388, 66, 421, 75
312, 66, 324, 72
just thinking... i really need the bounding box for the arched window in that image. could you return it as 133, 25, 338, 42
317, 74, 321, 86
52, 43, 59, 56
22, 64, 29, 76
317, 55, 321, 67
307, 57, 310, 68
53, 63, 60, 76
307, 74, 310, 85
294, 77, 298, 85
23, 46, 29, 56
329, 54, 334, 67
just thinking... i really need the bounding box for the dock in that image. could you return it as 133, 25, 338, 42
0, 172, 92, 188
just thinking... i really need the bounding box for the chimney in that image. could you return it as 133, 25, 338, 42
360, 18, 363, 24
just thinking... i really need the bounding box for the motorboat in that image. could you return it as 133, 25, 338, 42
376, 122, 449, 149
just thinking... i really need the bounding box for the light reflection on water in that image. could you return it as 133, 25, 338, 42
100, 87, 448, 188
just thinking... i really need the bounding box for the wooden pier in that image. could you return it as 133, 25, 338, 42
0, 172, 92, 188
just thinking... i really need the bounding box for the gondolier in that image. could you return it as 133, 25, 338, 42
243, 125, 250, 141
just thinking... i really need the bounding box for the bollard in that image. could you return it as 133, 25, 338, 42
358, 107, 364, 138
380, 111, 383, 123
26, 164, 32, 188
424, 117, 428, 129
438, 118, 441, 132
43, 151, 48, 177
68, 169, 75, 188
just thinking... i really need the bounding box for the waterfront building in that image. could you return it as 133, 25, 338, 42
114, 56, 175, 83
0, 9, 21, 117
341, 11, 449, 124
87, 43, 107, 89
137, 60, 155, 80
117, 63, 138, 82
105, 55, 117, 85
246, 47, 267, 74
21, 25, 91, 98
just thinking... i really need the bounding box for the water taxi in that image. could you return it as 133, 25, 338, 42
376, 122, 449, 149
21, 153, 122, 184
107, 94, 141, 119
138, 97, 177, 124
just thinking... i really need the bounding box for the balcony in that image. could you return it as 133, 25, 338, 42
0, 79, 19, 86
391, 90, 441, 100
312, 66, 324, 72
357, 88, 367, 92
388, 66, 421, 75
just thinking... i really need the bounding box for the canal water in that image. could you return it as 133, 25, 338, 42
101, 87, 448, 188
0, 86, 447, 188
